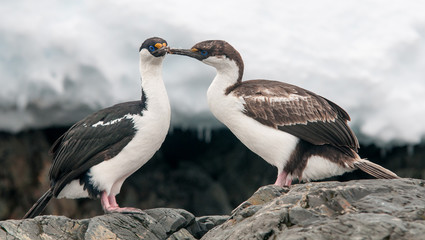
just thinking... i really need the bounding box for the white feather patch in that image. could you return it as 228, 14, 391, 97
91, 114, 133, 128
302, 155, 353, 181
57, 180, 89, 199
244, 94, 308, 103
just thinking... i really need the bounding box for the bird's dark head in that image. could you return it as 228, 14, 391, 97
139, 37, 169, 58
170, 40, 244, 82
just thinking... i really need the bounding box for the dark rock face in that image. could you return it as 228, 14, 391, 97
1, 128, 275, 220
202, 178, 425, 240
0, 130, 52, 219
1, 127, 424, 221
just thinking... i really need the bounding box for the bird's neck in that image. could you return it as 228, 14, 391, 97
207, 58, 243, 96
139, 59, 170, 112
206, 59, 244, 127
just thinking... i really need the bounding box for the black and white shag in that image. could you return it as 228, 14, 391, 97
24, 37, 171, 218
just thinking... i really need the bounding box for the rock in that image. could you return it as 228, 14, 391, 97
0, 209, 227, 240
0, 213, 167, 240
230, 184, 289, 217
2, 179, 424, 239
187, 215, 229, 239
84, 213, 167, 240
144, 208, 195, 235
202, 178, 425, 240
167, 228, 197, 240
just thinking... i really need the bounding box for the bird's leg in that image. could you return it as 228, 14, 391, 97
274, 170, 292, 187
284, 176, 293, 187
100, 191, 112, 211
107, 195, 119, 208
100, 191, 143, 214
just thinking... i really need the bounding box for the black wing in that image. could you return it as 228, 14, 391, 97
232, 80, 359, 157
48, 101, 144, 196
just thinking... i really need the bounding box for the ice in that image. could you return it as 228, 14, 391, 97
1, 0, 425, 146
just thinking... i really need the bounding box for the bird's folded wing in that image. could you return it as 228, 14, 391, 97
48, 102, 141, 193
234, 80, 359, 156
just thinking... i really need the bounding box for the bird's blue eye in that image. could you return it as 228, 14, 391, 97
148, 45, 156, 52
200, 50, 208, 56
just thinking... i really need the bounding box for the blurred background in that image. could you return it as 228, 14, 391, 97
1, 0, 425, 220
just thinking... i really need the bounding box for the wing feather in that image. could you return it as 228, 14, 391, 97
232, 80, 359, 155
48, 101, 143, 195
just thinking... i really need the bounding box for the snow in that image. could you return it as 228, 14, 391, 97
1, 0, 425, 146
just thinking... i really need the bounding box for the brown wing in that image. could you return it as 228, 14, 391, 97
231, 80, 359, 157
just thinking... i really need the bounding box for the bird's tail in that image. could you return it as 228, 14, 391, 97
23, 189, 53, 219
354, 159, 399, 179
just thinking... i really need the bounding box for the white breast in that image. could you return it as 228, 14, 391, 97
89, 108, 170, 196
207, 79, 298, 173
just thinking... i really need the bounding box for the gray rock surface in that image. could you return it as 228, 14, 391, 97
167, 228, 197, 240
0, 209, 227, 240
1, 178, 424, 239
202, 178, 425, 240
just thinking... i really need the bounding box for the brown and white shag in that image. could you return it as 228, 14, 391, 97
170, 40, 399, 187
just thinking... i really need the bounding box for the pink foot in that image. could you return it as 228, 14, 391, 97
274, 170, 292, 187
100, 192, 143, 214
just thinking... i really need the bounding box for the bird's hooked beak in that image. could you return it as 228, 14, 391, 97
168, 48, 204, 61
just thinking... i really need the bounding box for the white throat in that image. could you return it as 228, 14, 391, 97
205, 57, 240, 96
139, 49, 170, 113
